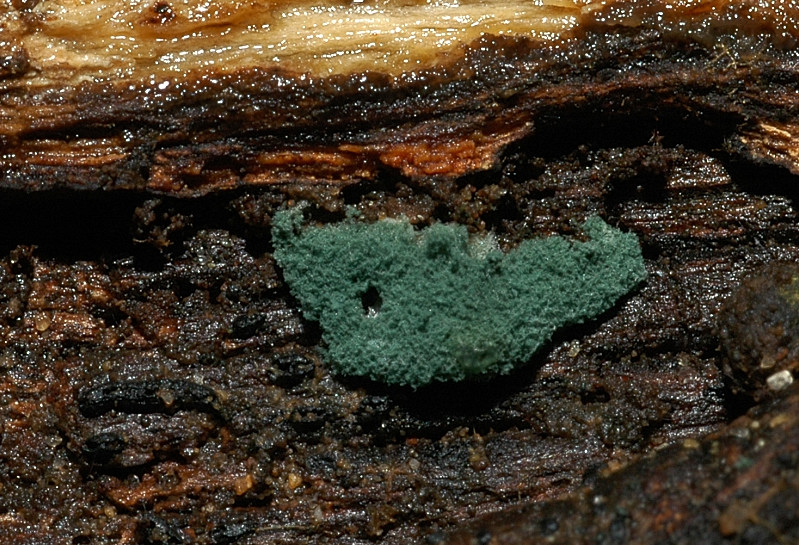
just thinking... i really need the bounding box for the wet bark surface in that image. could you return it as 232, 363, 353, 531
3, 2, 799, 193
2, 2, 799, 544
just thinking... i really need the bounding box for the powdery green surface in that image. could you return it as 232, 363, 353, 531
272, 210, 646, 388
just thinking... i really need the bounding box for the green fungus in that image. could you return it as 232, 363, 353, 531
272, 208, 645, 388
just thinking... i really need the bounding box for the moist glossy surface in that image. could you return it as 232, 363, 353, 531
7, 0, 586, 83
3, 1, 799, 544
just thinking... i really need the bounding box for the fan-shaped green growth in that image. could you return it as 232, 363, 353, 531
272, 209, 645, 388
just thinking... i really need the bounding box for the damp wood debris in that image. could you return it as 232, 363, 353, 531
2, 1, 799, 544
2, 1, 799, 192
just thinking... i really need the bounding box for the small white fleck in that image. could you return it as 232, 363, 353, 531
592, 495, 605, 506
766, 369, 793, 391
729, 427, 750, 440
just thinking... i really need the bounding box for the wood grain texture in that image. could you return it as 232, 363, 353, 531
2, 0, 799, 192
2, 1, 799, 544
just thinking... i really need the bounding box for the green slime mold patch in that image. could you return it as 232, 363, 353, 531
272, 209, 646, 388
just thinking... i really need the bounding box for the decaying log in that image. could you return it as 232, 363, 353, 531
441, 382, 799, 545
2, 1, 799, 544
2, 1, 799, 193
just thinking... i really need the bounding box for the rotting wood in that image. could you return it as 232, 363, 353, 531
2, 1, 799, 193
2, 1, 799, 544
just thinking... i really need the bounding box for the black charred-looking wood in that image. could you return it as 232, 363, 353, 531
269, 352, 316, 388
81, 432, 127, 465
77, 379, 221, 418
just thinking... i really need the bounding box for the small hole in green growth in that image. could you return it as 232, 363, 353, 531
271, 208, 646, 388
361, 286, 382, 318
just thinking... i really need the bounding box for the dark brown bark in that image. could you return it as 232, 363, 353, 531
2, 2, 799, 544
